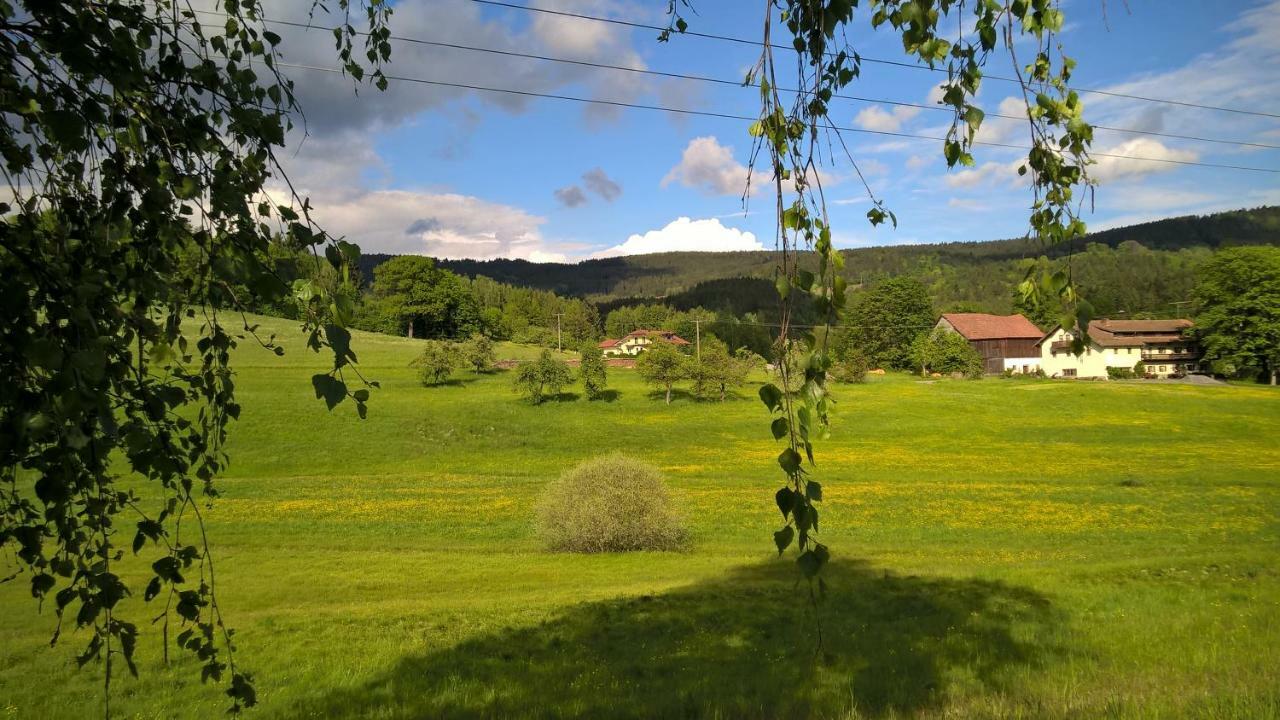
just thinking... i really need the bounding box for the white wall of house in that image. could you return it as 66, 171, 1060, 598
1002, 357, 1042, 374
1039, 328, 1143, 378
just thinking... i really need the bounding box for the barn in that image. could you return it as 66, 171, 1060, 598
934, 313, 1045, 375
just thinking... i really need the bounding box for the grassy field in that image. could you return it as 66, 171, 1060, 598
2, 315, 1278, 719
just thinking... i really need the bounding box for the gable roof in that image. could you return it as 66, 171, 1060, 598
623, 329, 691, 345
1038, 318, 1195, 349
599, 338, 619, 348
1094, 319, 1193, 334
940, 313, 1043, 340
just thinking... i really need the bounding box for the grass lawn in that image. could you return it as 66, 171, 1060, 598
2, 315, 1278, 719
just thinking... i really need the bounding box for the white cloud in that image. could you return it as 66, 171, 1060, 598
1083, 1, 1279, 154
854, 104, 921, 133
270, 185, 573, 262
1090, 138, 1198, 183
944, 159, 1025, 189
593, 217, 764, 257
661, 136, 766, 197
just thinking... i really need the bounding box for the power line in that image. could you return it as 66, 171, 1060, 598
234, 10, 1276, 152
470, 0, 1280, 120
275, 60, 1280, 174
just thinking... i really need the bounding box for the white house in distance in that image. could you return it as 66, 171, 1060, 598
599, 329, 691, 357
933, 313, 1045, 374
1038, 319, 1199, 379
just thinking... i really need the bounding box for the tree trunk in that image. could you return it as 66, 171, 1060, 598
407, 320, 414, 339
719, 383, 726, 402
1272, 369, 1277, 386
665, 383, 671, 405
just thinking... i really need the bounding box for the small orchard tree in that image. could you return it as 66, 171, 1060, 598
460, 333, 497, 374
636, 339, 689, 405
414, 341, 460, 386
514, 350, 574, 404
689, 337, 749, 401
910, 330, 984, 378
579, 342, 609, 400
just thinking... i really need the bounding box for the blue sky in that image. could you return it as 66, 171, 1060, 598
261, 0, 1280, 262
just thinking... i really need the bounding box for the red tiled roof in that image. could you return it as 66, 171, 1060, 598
623, 329, 690, 345
940, 313, 1043, 340
599, 339, 619, 348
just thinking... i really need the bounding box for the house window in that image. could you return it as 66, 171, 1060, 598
1159, 365, 1166, 372
1063, 368, 1077, 377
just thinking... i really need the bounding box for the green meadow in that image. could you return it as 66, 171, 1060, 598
2, 315, 1278, 719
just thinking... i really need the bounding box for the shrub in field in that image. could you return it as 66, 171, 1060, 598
1106, 366, 1136, 380
461, 333, 496, 373
413, 340, 460, 386
579, 342, 608, 399
514, 349, 573, 403
536, 455, 687, 553
831, 349, 870, 383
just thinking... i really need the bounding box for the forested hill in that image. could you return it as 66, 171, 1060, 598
357, 205, 1280, 317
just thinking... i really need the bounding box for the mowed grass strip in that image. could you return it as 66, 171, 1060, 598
1, 315, 1277, 719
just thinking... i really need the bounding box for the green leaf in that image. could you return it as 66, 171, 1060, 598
775, 487, 794, 519
770, 417, 789, 440
806, 481, 823, 502
758, 383, 783, 412
773, 525, 795, 555
311, 373, 347, 411
778, 447, 802, 475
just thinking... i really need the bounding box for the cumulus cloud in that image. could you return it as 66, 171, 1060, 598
582, 167, 622, 201
267, 185, 574, 261
593, 217, 764, 257
854, 104, 921, 132
661, 136, 765, 196
944, 159, 1026, 189
1090, 138, 1198, 184
554, 185, 588, 207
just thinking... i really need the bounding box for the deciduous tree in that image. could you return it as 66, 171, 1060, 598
0, 0, 391, 709
579, 343, 609, 400
1193, 247, 1280, 384
636, 340, 689, 405
460, 334, 496, 374
414, 341, 461, 386
513, 350, 573, 404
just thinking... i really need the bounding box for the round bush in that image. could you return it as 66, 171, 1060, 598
536, 454, 688, 553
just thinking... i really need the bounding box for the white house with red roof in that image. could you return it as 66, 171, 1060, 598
598, 330, 690, 357
934, 313, 1045, 375
1037, 319, 1198, 379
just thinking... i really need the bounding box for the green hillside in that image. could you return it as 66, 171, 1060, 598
359, 206, 1280, 318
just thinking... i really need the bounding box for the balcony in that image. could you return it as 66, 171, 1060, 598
1142, 351, 1199, 361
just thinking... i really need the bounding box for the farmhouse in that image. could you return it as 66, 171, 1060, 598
1038, 318, 1199, 379
599, 329, 690, 357
934, 313, 1045, 374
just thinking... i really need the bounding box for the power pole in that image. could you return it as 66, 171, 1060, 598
694, 319, 701, 360
555, 313, 564, 352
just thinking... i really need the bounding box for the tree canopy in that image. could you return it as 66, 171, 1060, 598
1193, 247, 1280, 383
0, 0, 391, 709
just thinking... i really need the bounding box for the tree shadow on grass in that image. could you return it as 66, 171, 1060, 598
590, 389, 621, 402
288, 560, 1063, 719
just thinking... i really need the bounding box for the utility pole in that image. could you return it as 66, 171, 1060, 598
555, 313, 564, 352
694, 319, 701, 360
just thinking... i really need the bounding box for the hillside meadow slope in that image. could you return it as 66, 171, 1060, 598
1, 315, 1278, 718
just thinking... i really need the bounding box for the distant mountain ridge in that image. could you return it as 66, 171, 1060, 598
355, 202, 1280, 313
